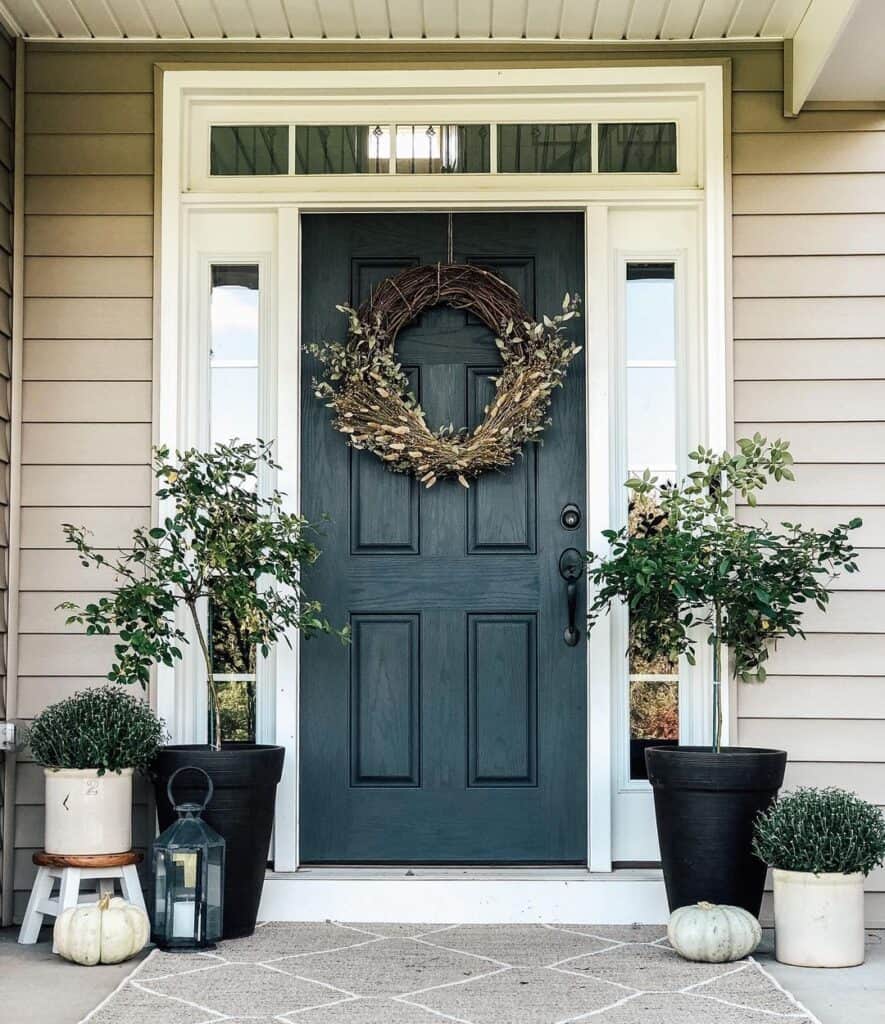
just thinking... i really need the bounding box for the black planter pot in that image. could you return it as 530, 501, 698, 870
646, 745, 786, 917
153, 743, 285, 940
630, 737, 678, 781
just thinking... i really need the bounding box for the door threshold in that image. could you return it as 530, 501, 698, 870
259, 866, 667, 924
271, 865, 663, 880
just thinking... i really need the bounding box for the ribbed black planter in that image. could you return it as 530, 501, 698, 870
646, 746, 786, 917
153, 743, 285, 940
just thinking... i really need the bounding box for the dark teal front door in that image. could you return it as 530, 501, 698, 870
300, 213, 586, 863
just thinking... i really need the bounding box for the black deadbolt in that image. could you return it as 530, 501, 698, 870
561, 503, 582, 531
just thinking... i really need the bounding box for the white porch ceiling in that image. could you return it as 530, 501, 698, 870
809, 0, 885, 100
0, 0, 815, 42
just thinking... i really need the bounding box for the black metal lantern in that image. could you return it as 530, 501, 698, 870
151, 766, 225, 950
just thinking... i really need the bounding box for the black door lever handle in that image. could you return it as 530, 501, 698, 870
558, 547, 584, 647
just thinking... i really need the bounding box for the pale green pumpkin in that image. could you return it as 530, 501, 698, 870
668, 901, 761, 963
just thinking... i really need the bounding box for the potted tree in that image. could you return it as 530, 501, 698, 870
586, 435, 860, 915
61, 440, 342, 938
754, 787, 885, 967
28, 686, 165, 855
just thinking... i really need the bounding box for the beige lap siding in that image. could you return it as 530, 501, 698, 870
9, 43, 885, 923
733, 87, 885, 926
13, 46, 153, 920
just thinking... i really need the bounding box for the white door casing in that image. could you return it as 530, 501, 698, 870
159, 65, 728, 878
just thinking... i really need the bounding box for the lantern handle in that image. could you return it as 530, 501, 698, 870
166, 765, 214, 812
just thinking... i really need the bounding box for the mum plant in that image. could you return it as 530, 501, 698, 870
60, 440, 342, 749
29, 685, 166, 775
754, 787, 885, 877
586, 435, 861, 751
754, 786, 885, 967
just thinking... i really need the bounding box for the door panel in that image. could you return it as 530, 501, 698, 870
300, 212, 586, 863
467, 367, 537, 554
468, 613, 537, 787
349, 613, 420, 787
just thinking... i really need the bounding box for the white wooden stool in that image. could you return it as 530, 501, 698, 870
18, 851, 146, 952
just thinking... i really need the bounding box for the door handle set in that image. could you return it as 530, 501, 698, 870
558, 547, 584, 647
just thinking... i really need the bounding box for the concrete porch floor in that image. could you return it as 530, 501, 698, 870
0, 926, 882, 1024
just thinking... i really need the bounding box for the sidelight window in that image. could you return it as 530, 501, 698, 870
624, 262, 680, 780
207, 263, 260, 743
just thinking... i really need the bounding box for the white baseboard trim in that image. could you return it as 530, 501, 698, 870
258, 867, 669, 924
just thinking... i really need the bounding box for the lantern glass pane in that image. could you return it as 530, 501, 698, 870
152, 850, 168, 937
206, 843, 225, 941
170, 849, 201, 942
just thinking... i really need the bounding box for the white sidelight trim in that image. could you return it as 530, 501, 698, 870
274, 206, 302, 872
159, 64, 728, 899
585, 202, 613, 873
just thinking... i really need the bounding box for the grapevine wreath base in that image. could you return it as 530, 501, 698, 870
308, 263, 581, 488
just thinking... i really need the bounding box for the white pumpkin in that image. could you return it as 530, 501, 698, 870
54, 894, 149, 966
668, 901, 761, 963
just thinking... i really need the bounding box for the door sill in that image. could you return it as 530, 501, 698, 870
259, 866, 667, 924
274, 865, 662, 879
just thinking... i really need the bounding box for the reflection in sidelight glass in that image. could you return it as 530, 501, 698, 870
293, 124, 491, 174
210, 126, 288, 175
295, 125, 390, 175
209, 122, 677, 177
599, 122, 677, 173
394, 124, 490, 174
625, 262, 679, 779
210, 265, 259, 445
497, 123, 592, 173
625, 263, 677, 482
208, 264, 259, 742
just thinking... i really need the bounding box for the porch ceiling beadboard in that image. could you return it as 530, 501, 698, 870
0, 0, 814, 41
6, 41, 885, 927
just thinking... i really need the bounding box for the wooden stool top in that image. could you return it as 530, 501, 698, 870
33, 851, 143, 868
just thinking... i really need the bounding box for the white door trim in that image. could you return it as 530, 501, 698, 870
159, 64, 728, 886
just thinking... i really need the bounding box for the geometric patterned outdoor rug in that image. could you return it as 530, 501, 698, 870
81, 921, 821, 1024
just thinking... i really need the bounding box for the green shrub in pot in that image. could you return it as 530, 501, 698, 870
585, 435, 861, 915
754, 788, 885, 967
28, 686, 166, 856
57, 439, 346, 938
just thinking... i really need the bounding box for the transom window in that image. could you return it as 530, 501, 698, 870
208, 121, 678, 177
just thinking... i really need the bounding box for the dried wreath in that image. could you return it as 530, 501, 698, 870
307, 263, 581, 488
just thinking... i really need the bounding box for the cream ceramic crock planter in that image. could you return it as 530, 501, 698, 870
44, 768, 133, 855
773, 868, 865, 967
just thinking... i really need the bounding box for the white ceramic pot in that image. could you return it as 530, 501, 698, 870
44, 768, 133, 855
773, 868, 865, 967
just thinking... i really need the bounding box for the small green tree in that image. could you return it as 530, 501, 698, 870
60, 440, 344, 749
586, 435, 861, 752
